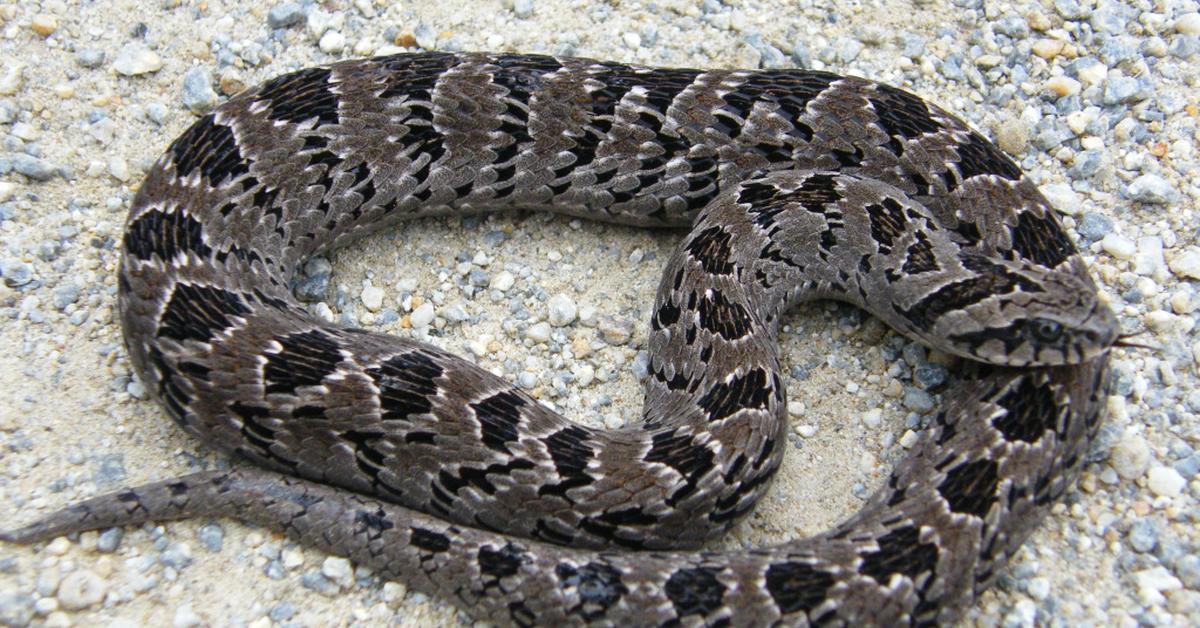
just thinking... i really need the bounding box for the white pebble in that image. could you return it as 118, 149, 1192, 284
1134, 566, 1182, 593
112, 43, 163, 76
1168, 247, 1200, 279
322, 556, 354, 588
861, 408, 882, 428
361, 284, 384, 312
56, 570, 106, 610
410, 302, 435, 328
491, 270, 515, 291
1040, 183, 1081, 215
1111, 432, 1150, 479
319, 30, 346, 53
1147, 466, 1185, 498
899, 430, 919, 448
525, 321, 551, 343
572, 364, 595, 387
0, 62, 26, 95
1133, 236, 1165, 277
0, 181, 15, 202
109, 157, 131, 182
795, 424, 817, 438
1044, 75, 1081, 97
787, 401, 805, 417
173, 604, 203, 628
1175, 12, 1200, 35
547, 294, 577, 327
1101, 233, 1136, 260
46, 537, 72, 556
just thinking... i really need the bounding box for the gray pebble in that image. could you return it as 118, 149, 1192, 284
913, 363, 947, 390
992, 15, 1029, 38
903, 388, 936, 414
300, 571, 340, 596
513, 0, 534, 19
10, 154, 58, 181
52, 285, 80, 310
1169, 34, 1200, 58
269, 601, 296, 622
97, 527, 124, 553
160, 542, 194, 570
293, 273, 330, 302
1176, 554, 1200, 589
1127, 174, 1177, 204
1127, 518, 1160, 553
0, 259, 33, 287
1069, 150, 1103, 179
900, 33, 926, 58
1103, 76, 1144, 104
180, 67, 218, 114
837, 38, 863, 63
482, 230, 508, 247
94, 454, 127, 486
197, 523, 223, 552
75, 48, 105, 69
264, 560, 286, 579
267, 2, 307, 29
0, 591, 34, 627
1174, 454, 1200, 479
1076, 212, 1113, 244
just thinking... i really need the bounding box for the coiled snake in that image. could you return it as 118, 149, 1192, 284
2, 53, 1118, 625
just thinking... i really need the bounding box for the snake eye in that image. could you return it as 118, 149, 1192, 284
1030, 319, 1063, 343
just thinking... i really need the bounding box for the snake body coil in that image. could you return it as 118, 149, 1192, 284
2, 53, 1117, 625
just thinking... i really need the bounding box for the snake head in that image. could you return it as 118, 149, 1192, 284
921, 254, 1119, 367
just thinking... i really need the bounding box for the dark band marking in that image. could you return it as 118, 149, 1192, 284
764, 561, 837, 615
470, 389, 527, 453
684, 226, 736, 275
555, 561, 627, 620
696, 291, 754, 340
645, 429, 716, 506
1010, 209, 1074, 268
937, 458, 1000, 518
256, 67, 340, 126
125, 208, 212, 262
263, 330, 342, 394
366, 350, 444, 421
169, 114, 251, 185
665, 566, 727, 618
157, 284, 250, 343
859, 525, 939, 584
409, 527, 451, 553
698, 368, 772, 422
991, 377, 1057, 443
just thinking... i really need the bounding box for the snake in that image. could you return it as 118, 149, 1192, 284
1, 52, 1119, 625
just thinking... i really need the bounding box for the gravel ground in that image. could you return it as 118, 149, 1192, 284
0, 0, 1198, 626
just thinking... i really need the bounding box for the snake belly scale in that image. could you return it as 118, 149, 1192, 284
2, 52, 1118, 626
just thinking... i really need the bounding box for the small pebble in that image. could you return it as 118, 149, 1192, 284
56, 570, 106, 611
1111, 432, 1151, 480
1146, 466, 1185, 498
180, 67, 217, 114
30, 14, 58, 37
547, 294, 577, 327
112, 43, 163, 76
410, 301, 435, 328
1127, 174, 1177, 204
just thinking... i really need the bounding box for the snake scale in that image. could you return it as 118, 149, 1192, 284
2, 52, 1119, 625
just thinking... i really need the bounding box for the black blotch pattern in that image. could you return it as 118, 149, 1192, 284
339, 430, 393, 486
665, 566, 727, 618
432, 459, 537, 507
992, 377, 1057, 443
539, 425, 595, 497
764, 561, 836, 615
470, 389, 526, 453
954, 131, 1023, 182
478, 542, 527, 581
718, 71, 836, 141
696, 291, 754, 340
157, 284, 250, 343
257, 67, 340, 126
169, 114, 250, 185
125, 209, 212, 262
1010, 209, 1074, 268
869, 83, 942, 143
366, 351, 444, 421
409, 527, 451, 553
901, 231, 939, 274
263, 329, 342, 394
865, 197, 906, 251
937, 458, 1000, 518
902, 256, 1042, 329
354, 508, 395, 537
555, 561, 627, 620
645, 429, 715, 506
698, 368, 772, 422
684, 226, 736, 275
859, 525, 939, 583
652, 301, 682, 330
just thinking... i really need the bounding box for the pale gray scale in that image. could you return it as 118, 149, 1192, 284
3, 53, 1118, 626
